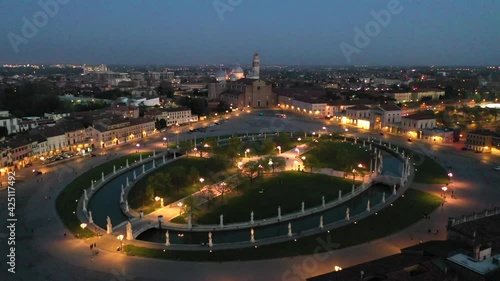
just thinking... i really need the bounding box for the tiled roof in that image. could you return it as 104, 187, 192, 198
347, 105, 371, 110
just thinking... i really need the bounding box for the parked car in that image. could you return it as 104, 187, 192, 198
494, 166, 500, 171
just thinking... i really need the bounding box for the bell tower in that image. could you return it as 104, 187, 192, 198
252, 53, 260, 79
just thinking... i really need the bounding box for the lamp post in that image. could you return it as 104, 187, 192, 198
155, 196, 161, 207
245, 149, 250, 158
352, 168, 357, 184
441, 186, 448, 198
297, 137, 302, 141
80, 223, 87, 230
276, 146, 281, 155
163, 137, 168, 148
199, 178, 205, 185
448, 172, 453, 183
117, 234, 124, 253
268, 159, 274, 175
295, 148, 300, 156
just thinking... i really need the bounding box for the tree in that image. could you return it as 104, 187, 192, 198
215, 100, 230, 113
302, 154, 320, 172
146, 172, 172, 199
202, 185, 216, 206
188, 167, 200, 184
181, 196, 200, 219
214, 182, 231, 203
169, 166, 187, 192
242, 161, 261, 183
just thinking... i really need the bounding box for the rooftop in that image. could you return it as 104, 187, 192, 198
347, 105, 371, 111
403, 111, 436, 120
447, 253, 500, 276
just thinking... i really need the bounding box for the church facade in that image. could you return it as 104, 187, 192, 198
208, 53, 276, 109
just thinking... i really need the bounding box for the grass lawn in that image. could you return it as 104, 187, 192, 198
196, 171, 358, 224
128, 157, 230, 213
399, 148, 449, 184
56, 151, 151, 238
304, 140, 372, 171
125, 188, 442, 261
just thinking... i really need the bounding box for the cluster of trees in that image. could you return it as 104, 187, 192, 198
241, 156, 286, 182
145, 166, 200, 201
1, 81, 63, 117
304, 141, 356, 172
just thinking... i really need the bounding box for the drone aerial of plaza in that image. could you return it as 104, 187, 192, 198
1, 1, 500, 281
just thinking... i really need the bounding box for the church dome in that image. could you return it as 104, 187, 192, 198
231, 65, 244, 74
215, 70, 226, 81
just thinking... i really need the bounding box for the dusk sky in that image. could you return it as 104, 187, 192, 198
1, 0, 499, 66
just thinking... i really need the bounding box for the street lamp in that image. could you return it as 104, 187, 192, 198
154, 196, 161, 207
441, 186, 448, 198
358, 163, 363, 168
276, 146, 281, 154
237, 161, 243, 169
199, 178, 205, 184
117, 234, 124, 252
295, 148, 300, 156
297, 137, 302, 141
352, 168, 357, 184
268, 159, 274, 175
80, 223, 87, 230
245, 149, 250, 158
163, 137, 168, 147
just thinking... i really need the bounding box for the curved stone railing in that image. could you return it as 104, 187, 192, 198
77, 132, 415, 250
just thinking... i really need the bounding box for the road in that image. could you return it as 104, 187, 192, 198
0, 109, 499, 281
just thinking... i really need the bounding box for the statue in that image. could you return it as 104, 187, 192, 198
346, 208, 350, 220
278, 206, 281, 220
366, 199, 371, 212
301, 202, 305, 213
88, 211, 93, 224
220, 214, 224, 228
319, 216, 324, 229
106, 216, 113, 234
208, 232, 213, 247
287, 222, 292, 237
250, 228, 255, 243
165, 230, 170, 246
250, 211, 254, 224
322, 196, 325, 207
126, 221, 133, 240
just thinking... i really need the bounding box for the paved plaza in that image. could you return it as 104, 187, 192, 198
1, 110, 500, 281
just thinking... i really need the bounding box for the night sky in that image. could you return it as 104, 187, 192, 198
1, 0, 499, 66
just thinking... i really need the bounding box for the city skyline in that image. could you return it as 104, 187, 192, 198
1, 0, 499, 66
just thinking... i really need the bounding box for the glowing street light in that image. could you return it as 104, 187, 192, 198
441, 186, 448, 198
80, 223, 87, 230
117, 234, 124, 253
276, 146, 281, 154
245, 149, 250, 158
297, 137, 302, 141
237, 161, 243, 169
268, 159, 274, 175
199, 178, 205, 184
295, 148, 300, 155
358, 163, 363, 168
